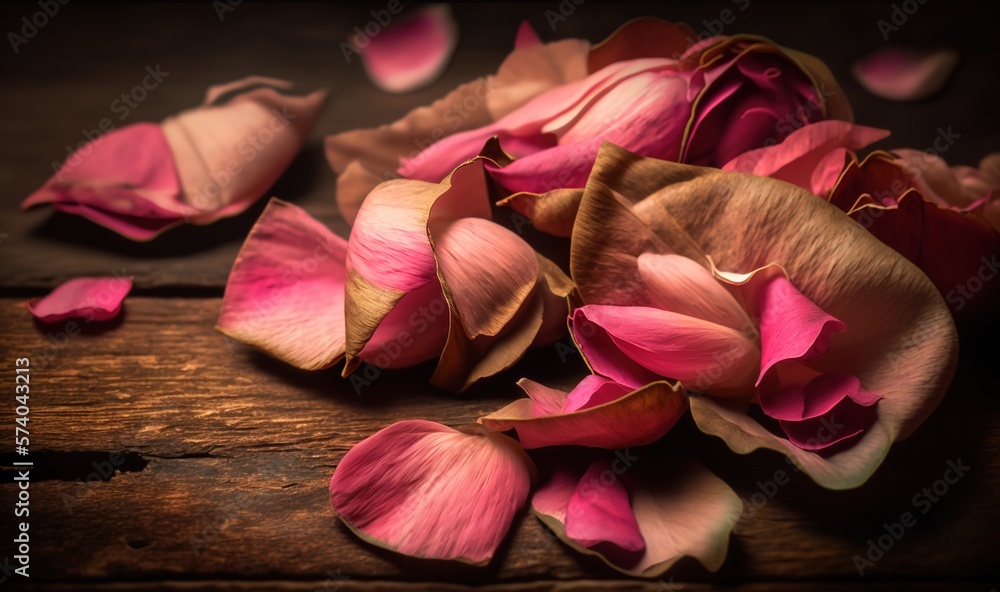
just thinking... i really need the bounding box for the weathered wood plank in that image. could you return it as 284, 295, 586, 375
1, 298, 997, 587
1, 3, 998, 289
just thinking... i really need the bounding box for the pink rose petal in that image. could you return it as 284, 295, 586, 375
480, 378, 687, 449
852, 47, 959, 102
28, 276, 133, 323
532, 457, 742, 577
573, 304, 759, 394
217, 199, 348, 371
732, 268, 846, 385
722, 121, 890, 196
354, 4, 459, 94
565, 460, 645, 552
637, 253, 749, 331
329, 420, 534, 564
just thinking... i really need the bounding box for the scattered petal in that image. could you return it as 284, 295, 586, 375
480, 378, 687, 449
329, 420, 534, 564
852, 47, 959, 102
354, 4, 459, 94
217, 199, 348, 370
28, 276, 133, 323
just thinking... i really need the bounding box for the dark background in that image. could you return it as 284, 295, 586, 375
0, 3, 997, 591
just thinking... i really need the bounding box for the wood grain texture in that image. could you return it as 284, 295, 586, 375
0, 298, 998, 590
1, 3, 998, 290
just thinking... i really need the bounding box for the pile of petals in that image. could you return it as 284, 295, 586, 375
216, 16, 990, 578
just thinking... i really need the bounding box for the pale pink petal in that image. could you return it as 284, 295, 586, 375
722, 121, 890, 196
355, 4, 458, 94
565, 460, 644, 552
533, 458, 742, 577
217, 199, 348, 371
637, 253, 748, 331
429, 216, 539, 338
162, 80, 328, 218
893, 147, 975, 208
573, 305, 759, 395
480, 379, 687, 449
852, 47, 959, 102
28, 276, 133, 323
329, 420, 534, 564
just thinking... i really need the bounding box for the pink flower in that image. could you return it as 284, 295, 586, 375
218, 142, 571, 392
564, 142, 956, 489
24, 77, 327, 241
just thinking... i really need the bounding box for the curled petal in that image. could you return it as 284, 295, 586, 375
576, 143, 957, 487
480, 378, 687, 449
779, 392, 880, 451
28, 276, 133, 323
429, 216, 539, 339
727, 266, 846, 385
893, 148, 979, 208
573, 305, 759, 394
353, 4, 458, 94
637, 253, 748, 331
532, 457, 742, 577
218, 199, 347, 371
565, 460, 645, 552
22, 123, 185, 241
722, 121, 890, 196
852, 47, 959, 102
162, 79, 328, 219
330, 420, 534, 564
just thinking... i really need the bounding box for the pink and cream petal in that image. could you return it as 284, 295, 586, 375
576, 143, 957, 488
532, 457, 742, 577
329, 420, 534, 565
852, 47, 959, 102
28, 276, 133, 323
162, 80, 328, 217
428, 216, 539, 339
217, 199, 348, 371
480, 378, 687, 449
637, 253, 748, 331
354, 4, 458, 94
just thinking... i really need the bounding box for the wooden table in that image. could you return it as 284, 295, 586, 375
1, 3, 997, 591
